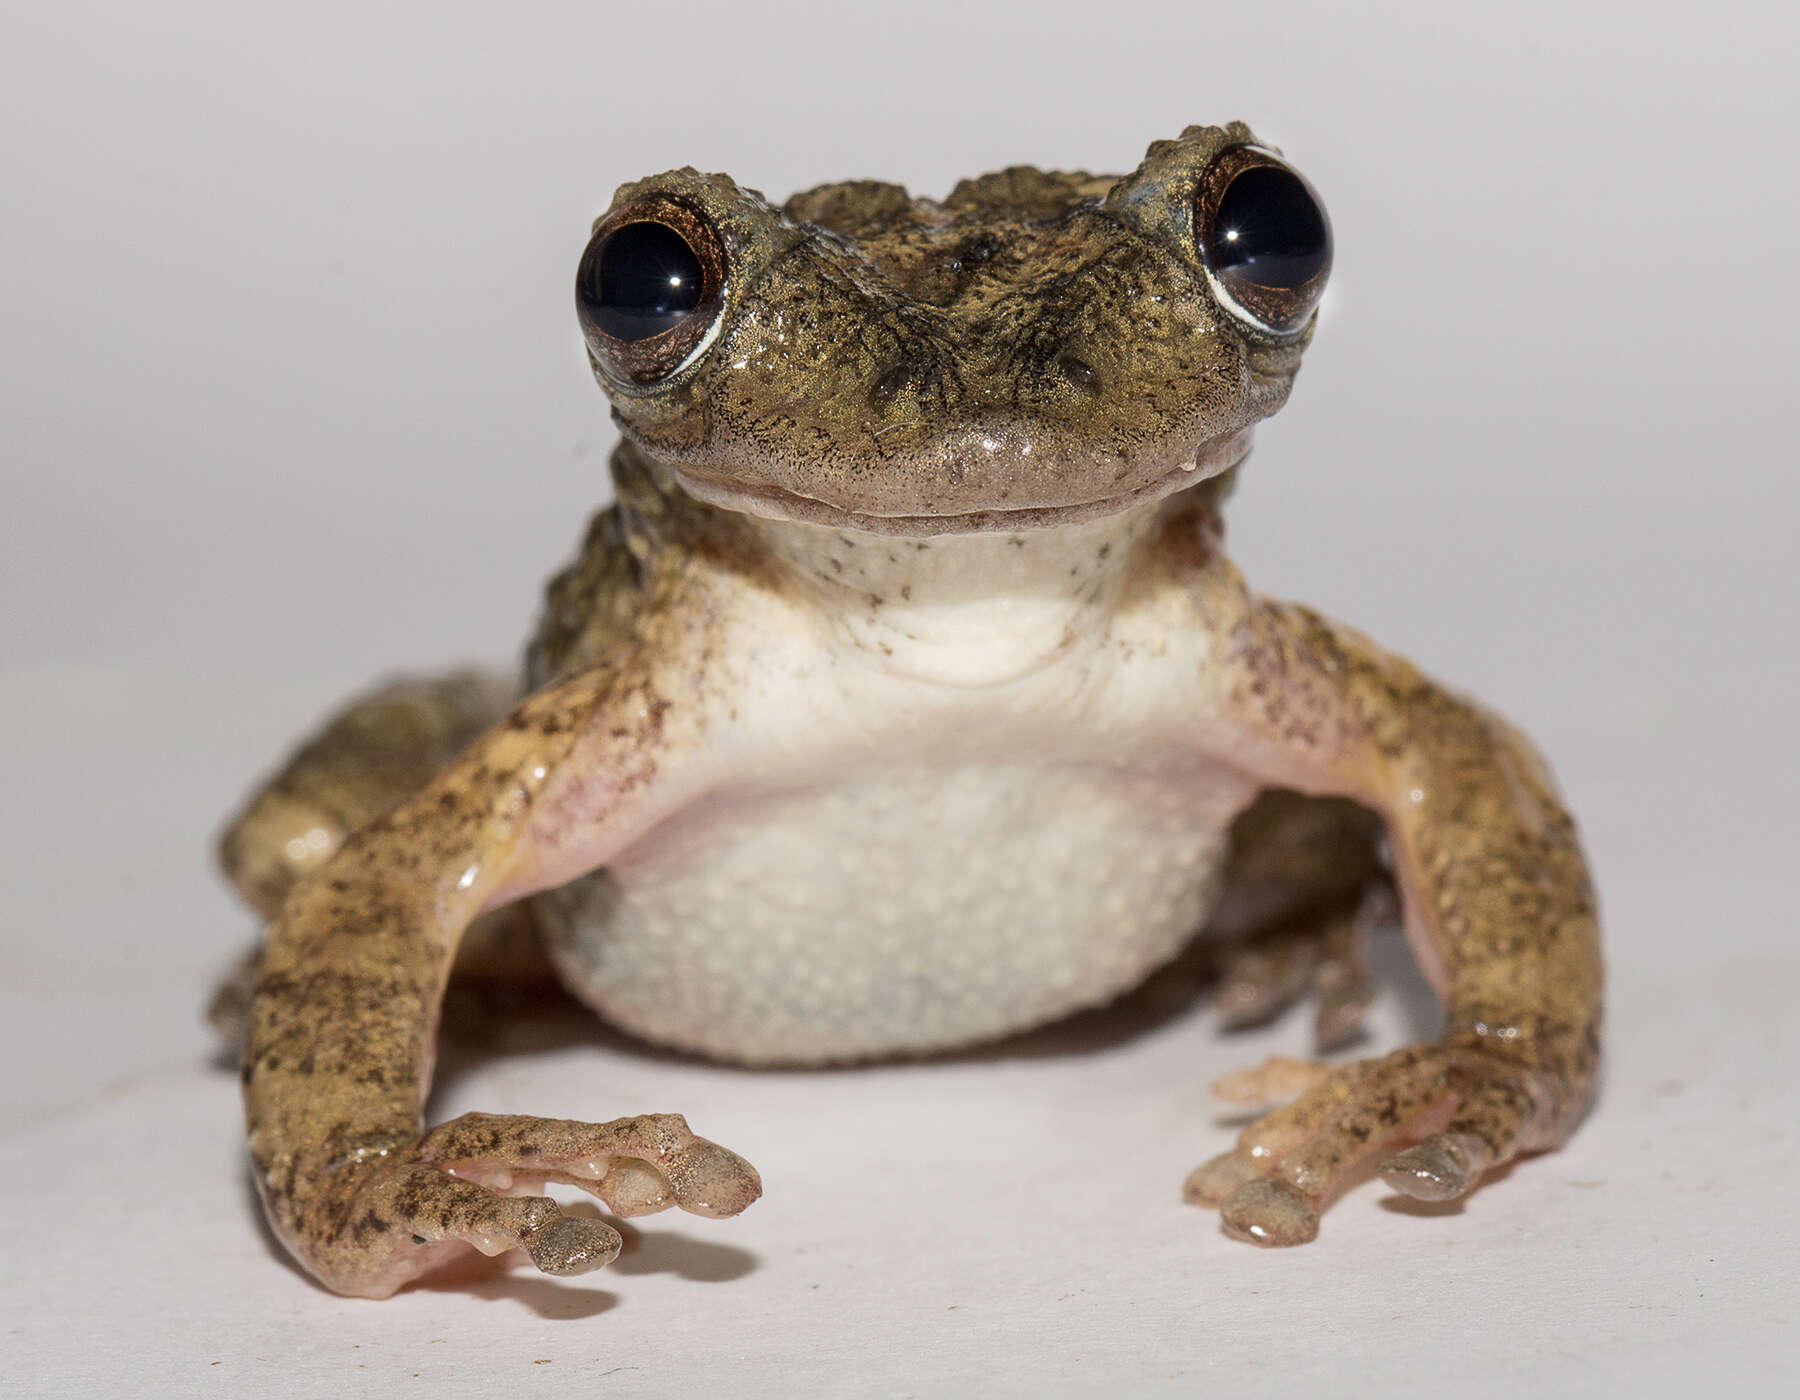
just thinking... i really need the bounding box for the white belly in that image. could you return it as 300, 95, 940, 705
535, 757, 1253, 1064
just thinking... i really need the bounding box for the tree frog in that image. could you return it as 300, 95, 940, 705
220, 123, 1602, 1298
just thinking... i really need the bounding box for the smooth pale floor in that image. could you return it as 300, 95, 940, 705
5, 1, 1798, 1396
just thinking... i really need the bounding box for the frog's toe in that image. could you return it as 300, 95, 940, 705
1213, 929, 1314, 1030
1311, 910, 1380, 1051
1212, 880, 1390, 1052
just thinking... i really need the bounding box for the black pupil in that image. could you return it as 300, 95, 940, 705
581, 221, 705, 342
1209, 166, 1328, 290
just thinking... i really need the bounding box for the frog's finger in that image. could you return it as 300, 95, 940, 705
362, 1166, 624, 1283
1254, 1047, 1451, 1200
312, 1112, 761, 1295
1188, 1046, 1439, 1244
1182, 1057, 1364, 1206
1378, 1078, 1538, 1201
415, 1111, 763, 1220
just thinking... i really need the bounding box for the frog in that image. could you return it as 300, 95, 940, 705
219, 122, 1602, 1299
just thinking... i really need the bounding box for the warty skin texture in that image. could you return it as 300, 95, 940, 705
226, 124, 1601, 1295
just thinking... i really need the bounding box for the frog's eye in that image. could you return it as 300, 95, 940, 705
577, 197, 727, 384
1194, 148, 1331, 338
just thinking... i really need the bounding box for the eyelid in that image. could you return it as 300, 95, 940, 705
576, 196, 730, 386
1192, 147, 1331, 340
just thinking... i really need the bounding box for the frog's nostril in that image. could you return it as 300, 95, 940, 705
868, 362, 914, 407
1057, 352, 1101, 395
952, 232, 1001, 271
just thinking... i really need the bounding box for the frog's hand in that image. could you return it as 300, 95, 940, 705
286, 1112, 760, 1299
244, 649, 760, 1299
1187, 597, 1602, 1245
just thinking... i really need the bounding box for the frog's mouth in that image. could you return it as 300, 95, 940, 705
663, 428, 1255, 538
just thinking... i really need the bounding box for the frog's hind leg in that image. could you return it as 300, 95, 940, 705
219, 669, 518, 917
211, 669, 543, 1045
1208, 790, 1396, 1052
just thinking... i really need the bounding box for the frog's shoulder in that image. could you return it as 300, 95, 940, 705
526, 500, 646, 688
526, 443, 782, 686
523, 446, 680, 685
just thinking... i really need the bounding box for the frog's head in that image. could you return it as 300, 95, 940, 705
576, 124, 1330, 536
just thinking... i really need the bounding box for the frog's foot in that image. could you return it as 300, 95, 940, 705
314, 1112, 760, 1297
1213, 880, 1392, 1051
207, 945, 261, 1049
1182, 1037, 1559, 1246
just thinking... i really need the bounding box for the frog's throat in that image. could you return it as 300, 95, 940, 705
662, 428, 1255, 538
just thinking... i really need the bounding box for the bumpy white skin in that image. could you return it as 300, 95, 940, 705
536, 503, 1257, 1064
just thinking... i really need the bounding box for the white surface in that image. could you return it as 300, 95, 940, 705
4, 2, 1798, 1396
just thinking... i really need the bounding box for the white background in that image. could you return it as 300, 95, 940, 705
4, 2, 1796, 1395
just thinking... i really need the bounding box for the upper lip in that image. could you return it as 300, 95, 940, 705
665, 429, 1253, 535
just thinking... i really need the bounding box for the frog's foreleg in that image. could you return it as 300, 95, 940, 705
242, 649, 761, 1298
1188, 599, 1602, 1245
1210, 790, 1392, 1049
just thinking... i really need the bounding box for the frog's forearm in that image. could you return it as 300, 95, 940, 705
1177, 593, 1604, 1239
243, 664, 654, 1259
1378, 688, 1601, 1084
248, 859, 457, 1219
1226, 598, 1603, 1114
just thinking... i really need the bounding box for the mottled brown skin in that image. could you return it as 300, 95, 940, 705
595, 125, 1297, 529
241, 545, 772, 1297
1180, 589, 1602, 1241
226, 124, 1601, 1294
